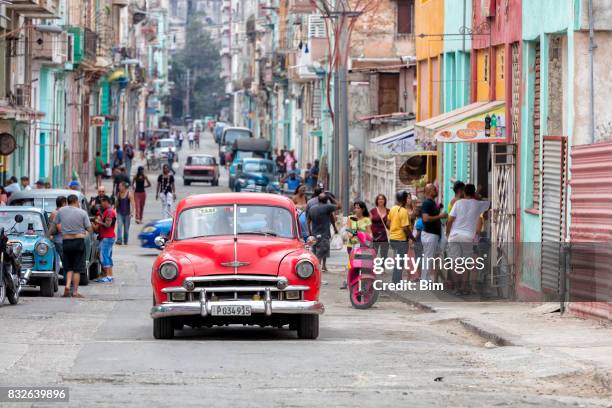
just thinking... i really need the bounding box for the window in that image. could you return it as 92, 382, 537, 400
397, 0, 414, 35
378, 73, 400, 115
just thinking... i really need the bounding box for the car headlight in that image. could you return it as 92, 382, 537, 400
296, 260, 314, 279
142, 226, 157, 233
159, 261, 179, 281
10, 242, 22, 257
35, 242, 49, 256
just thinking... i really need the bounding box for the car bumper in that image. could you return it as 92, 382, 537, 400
138, 233, 158, 248
151, 299, 324, 319
183, 175, 215, 181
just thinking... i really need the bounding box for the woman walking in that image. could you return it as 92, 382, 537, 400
115, 182, 135, 245
292, 184, 308, 212
342, 201, 372, 289
370, 194, 389, 259
156, 164, 176, 219
94, 151, 104, 187
132, 166, 151, 224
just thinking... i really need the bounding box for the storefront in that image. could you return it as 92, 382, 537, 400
415, 100, 516, 290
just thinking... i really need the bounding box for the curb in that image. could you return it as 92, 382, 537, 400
384, 290, 437, 313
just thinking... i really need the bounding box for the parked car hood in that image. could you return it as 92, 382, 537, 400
168, 236, 303, 276
8, 233, 46, 251
241, 172, 275, 182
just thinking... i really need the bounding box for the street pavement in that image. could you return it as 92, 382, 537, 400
0, 132, 610, 407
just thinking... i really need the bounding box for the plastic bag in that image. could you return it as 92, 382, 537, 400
330, 233, 343, 251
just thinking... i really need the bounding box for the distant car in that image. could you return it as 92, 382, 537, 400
8, 189, 101, 284
218, 127, 252, 165
213, 122, 227, 144
150, 193, 323, 339
138, 219, 173, 249
228, 138, 272, 189
183, 154, 219, 186
154, 138, 178, 162
234, 158, 280, 193
0, 207, 59, 297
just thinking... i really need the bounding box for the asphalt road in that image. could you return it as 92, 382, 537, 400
0, 132, 610, 407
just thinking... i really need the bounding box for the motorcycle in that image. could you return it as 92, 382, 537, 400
0, 214, 28, 306
346, 227, 379, 309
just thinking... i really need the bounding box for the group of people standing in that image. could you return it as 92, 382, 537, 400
274, 148, 320, 190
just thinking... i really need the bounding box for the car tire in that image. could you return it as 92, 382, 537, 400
153, 317, 174, 339
40, 277, 54, 297
89, 262, 101, 281
53, 276, 59, 293
212, 178, 219, 187
80, 270, 89, 286
184, 179, 191, 186
296, 314, 319, 340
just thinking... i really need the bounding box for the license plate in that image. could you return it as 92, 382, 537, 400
210, 305, 252, 316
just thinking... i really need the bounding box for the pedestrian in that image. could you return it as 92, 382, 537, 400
94, 195, 116, 283
94, 151, 104, 187
292, 184, 308, 211
446, 184, 490, 294
35, 179, 45, 189
20, 176, 32, 191
124, 143, 135, 177
44, 181, 51, 189
156, 164, 176, 219
343, 201, 373, 289
412, 207, 424, 280
0, 186, 7, 205
310, 159, 320, 187
178, 130, 184, 149
370, 194, 390, 260
194, 130, 200, 149
447, 181, 465, 214
113, 165, 130, 198
112, 144, 124, 169
282, 172, 302, 193
89, 185, 114, 215
115, 182, 135, 245
276, 150, 286, 179
307, 193, 341, 273
420, 183, 448, 282
5, 176, 20, 195
386, 191, 413, 283
48, 196, 67, 275
167, 148, 176, 175
138, 134, 147, 160
132, 166, 151, 224
285, 150, 297, 173
54, 194, 93, 297
68, 180, 81, 191
306, 186, 324, 214
103, 164, 112, 179
188, 129, 195, 149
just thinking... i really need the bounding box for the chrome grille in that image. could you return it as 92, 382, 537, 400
21, 252, 34, 269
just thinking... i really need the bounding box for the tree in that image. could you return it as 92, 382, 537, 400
169, 16, 228, 121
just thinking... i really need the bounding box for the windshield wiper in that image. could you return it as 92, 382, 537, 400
237, 231, 278, 237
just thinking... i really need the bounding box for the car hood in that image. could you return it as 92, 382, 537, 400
168, 236, 302, 276
241, 172, 275, 181
8, 234, 45, 251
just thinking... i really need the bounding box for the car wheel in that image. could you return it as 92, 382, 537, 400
53, 276, 59, 293
153, 317, 174, 339
40, 277, 55, 297
0, 277, 5, 306
296, 314, 319, 340
89, 261, 101, 281
80, 270, 89, 286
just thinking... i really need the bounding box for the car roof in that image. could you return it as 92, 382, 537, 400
158, 138, 175, 142
0, 206, 45, 215
223, 127, 251, 132
7, 189, 85, 202
242, 157, 273, 163
177, 193, 294, 212
188, 153, 214, 158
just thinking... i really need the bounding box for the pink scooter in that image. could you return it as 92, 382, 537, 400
346, 228, 379, 309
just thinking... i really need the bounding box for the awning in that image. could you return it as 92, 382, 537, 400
415, 101, 507, 143
369, 126, 437, 157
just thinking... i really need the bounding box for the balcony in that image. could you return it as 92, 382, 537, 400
12, 84, 32, 107
288, 0, 317, 14
112, 0, 129, 6
31, 27, 68, 65
66, 27, 98, 66
6, 0, 59, 18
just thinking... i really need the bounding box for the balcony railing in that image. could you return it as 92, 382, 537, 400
12, 84, 32, 107
6, 0, 59, 18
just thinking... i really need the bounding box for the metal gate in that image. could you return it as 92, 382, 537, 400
490, 144, 516, 292
541, 136, 567, 293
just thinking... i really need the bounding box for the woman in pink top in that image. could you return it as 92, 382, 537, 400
284, 150, 297, 172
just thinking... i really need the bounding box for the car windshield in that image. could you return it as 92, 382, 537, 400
176, 205, 295, 240
157, 140, 174, 148
10, 197, 57, 213
0, 211, 45, 235
223, 129, 251, 145
244, 162, 273, 173
189, 156, 214, 165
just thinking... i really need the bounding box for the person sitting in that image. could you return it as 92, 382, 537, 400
282, 172, 302, 193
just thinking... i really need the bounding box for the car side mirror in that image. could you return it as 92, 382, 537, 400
154, 235, 166, 249
14, 214, 23, 223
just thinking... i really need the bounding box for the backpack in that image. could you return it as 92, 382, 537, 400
126, 145, 134, 159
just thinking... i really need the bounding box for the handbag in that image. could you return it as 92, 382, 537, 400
330, 233, 343, 251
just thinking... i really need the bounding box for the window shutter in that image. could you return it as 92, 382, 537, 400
397, 0, 413, 35
308, 15, 326, 39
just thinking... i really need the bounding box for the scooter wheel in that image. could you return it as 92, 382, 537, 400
349, 279, 379, 309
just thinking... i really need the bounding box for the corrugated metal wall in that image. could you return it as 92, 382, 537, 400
568, 141, 612, 320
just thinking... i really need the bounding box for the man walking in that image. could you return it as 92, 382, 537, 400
113, 166, 130, 198
54, 194, 93, 298
115, 182, 135, 245
156, 164, 176, 219
387, 191, 413, 283
307, 194, 341, 273
421, 184, 447, 282
124, 143, 135, 177
48, 196, 67, 277
112, 144, 124, 169
95, 195, 116, 283
446, 184, 490, 293
188, 129, 195, 149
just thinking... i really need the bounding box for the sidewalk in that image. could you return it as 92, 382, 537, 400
325, 248, 612, 372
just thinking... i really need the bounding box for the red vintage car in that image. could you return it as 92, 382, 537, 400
150, 193, 323, 339
182, 154, 219, 186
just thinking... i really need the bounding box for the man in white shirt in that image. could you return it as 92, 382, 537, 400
188, 129, 195, 149
20, 176, 32, 191
5, 176, 21, 194
446, 183, 490, 294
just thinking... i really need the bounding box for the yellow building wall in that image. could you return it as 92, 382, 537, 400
476, 49, 490, 102
495, 45, 506, 101
415, 0, 445, 60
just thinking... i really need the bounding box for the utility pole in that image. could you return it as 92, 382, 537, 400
185, 68, 191, 118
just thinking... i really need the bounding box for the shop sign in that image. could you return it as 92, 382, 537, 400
91, 116, 106, 127
435, 105, 506, 143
